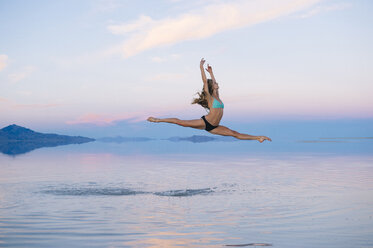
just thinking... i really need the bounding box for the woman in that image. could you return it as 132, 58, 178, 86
147, 58, 271, 143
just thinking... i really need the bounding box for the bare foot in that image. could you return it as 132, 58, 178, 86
258, 136, 272, 143
147, 117, 160, 123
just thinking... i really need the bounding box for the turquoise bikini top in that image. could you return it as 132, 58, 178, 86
212, 97, 224, 109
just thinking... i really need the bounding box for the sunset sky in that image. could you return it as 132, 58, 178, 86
0, 0, 372, 136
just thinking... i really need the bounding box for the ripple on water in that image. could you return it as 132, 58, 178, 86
153, 188, 214, 196
39, 186, 216, 197
40, 187, 148, 196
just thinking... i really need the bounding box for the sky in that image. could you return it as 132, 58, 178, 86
0, 0, 372, 136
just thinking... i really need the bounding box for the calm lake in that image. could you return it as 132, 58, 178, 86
0, 139, 372, 247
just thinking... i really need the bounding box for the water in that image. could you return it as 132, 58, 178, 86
0, 141, 373, 247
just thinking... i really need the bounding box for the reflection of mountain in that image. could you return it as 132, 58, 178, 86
0, 124, 95, 155
97, 135, 237, 144
167, 135, 238, 143
167, 135, 217, 143
97, 136, 154, 143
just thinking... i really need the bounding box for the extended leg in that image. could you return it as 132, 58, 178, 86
209, 125, 271, 143
147, 117, 205, 130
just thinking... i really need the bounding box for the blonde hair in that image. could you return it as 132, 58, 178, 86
191, 79, 214, 110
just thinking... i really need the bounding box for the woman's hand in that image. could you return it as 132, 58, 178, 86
205, 64, 213, 74
200, 58, 205, 68
200, 58, 208, 84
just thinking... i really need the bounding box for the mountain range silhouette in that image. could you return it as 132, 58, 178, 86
0, 124, 95, 155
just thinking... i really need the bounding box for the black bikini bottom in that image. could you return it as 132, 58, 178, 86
201, 116, 218, 131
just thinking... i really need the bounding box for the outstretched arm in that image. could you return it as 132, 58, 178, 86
200, 58, 209, 94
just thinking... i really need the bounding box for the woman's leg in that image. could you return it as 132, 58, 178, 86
147, 117, 205, 130
209, 125, 271, 143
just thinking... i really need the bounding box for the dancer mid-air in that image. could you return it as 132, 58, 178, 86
147, 58, 271, 143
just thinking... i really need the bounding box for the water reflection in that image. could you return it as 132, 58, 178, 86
0, 140, 92, 155
124, 234, 224, 248
2, 134, 372, 157
0, 152, 372, 247
0, 124, 94, 155
39, 185, 215, 197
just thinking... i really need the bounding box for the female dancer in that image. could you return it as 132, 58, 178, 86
147, 58, 271, 143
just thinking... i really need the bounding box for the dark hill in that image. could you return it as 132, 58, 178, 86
0, 124, 95, 155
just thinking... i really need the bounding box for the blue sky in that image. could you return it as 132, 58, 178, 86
0, 0, 372, 136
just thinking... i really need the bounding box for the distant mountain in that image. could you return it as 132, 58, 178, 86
97, 136, 154, 143
0, 124, 95, 155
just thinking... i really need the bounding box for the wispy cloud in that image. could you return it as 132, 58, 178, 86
108, 0, 322, 57
0, 54, 8, 71
8, 66, 36, 82
108, 15, 154, 34
297, 2, 351, 18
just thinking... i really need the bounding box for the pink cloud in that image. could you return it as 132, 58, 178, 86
0, 54, 8, 71
108, 0, 322, 57
65, 105, 194, 126
0, 97, 9, 103
65, 113, 148, 126
8, 66, 36, 82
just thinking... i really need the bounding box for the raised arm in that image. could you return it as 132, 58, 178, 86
200, 58, 209, 94
206, 64, 216, 83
